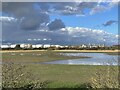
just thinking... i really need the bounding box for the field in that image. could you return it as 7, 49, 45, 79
1, 50, 119, 89
2, 50, 90, 63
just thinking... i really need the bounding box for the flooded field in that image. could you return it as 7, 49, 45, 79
43, 53, 118, 65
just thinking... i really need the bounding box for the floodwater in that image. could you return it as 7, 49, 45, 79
42, 53, 119, 65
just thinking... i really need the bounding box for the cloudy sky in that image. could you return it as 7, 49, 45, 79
1, 1, 119, 45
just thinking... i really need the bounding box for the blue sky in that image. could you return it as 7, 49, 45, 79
50, 5, 118, 34
1, 2, 119, 45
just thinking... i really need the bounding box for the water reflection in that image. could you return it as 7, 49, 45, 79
43, 53, 118, 65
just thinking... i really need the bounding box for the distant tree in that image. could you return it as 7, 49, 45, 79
15, 44, 21, 50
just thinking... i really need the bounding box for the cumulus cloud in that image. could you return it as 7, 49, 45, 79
43, 2, 97, 16
2, 2, 118, 31
90, 5, 106, 15
51, 2, 81, 15
27, 27, 118, 45
103, 20, 118, 26
47, 19, 65, 31
1, 2, 118, 45
2, 2, 34, 17
59, 27, 118, 45
2, 2, 50, 30
1, 17, 118, 45
90, 1, 118, 15
0, 16, 17, 23
20, 13, 50, 30
36, 2, 117, 16
2, 2, 118, 17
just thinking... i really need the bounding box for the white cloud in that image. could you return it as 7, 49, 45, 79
1, 16, 118, 45
90, 1, 118, 15
59, 27, 118, 45
90, 5, 106, 15
0, 16, 17, 23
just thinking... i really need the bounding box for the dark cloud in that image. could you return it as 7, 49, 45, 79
90, 5, 106, 15
48, 19, 65, 30
20, 16, 40, 30
2, 19, 118, 45
2, 2, 117, 31
37, 2, 50, 12
90, 1, 118, 15
1, 2, 118, 45
51, 2, 97, 15
20, 13, 49, 30
2, 2, 50, 30
103, 20, 118, 26
52, 2, 79, 15
78, 2, 97, 9
2, 2, 117, 17
36, 2, 97, 16
2, 2, 34, 17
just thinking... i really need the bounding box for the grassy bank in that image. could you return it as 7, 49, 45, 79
1, 49, 119, 53
105, 52, 119, 55
2, 51, 90, 63
2, 63, 119, 88
2, 51, 119, 89
2, 50, 119, 63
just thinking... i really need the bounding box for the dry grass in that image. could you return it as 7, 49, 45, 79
2, 63, 119, 89
1, 49, 119, 53
1, 51, 119, 89
91, 65, 119, 88
2, 51, 89, 63
2, 63, 49, 89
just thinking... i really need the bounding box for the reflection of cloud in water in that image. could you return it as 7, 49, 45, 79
44, 53, 118, 66
68, 60, 73, 64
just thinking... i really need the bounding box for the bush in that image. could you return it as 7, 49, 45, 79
91, 65, 119, 89
2, 63, 49, 89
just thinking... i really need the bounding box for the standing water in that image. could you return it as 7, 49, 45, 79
42, 53, 118, 65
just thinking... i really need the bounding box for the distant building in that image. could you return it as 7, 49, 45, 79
0, 43, 107, 50
51, 45, 60, 48
43, 44, 51, 48
20, 44, 32, 49
64, 46, 69, 48
80, 44, 87, 48
59, 45, 64, 48
10, 44, 17, 48
32, 44, 43, 48
0, 45, 10, 49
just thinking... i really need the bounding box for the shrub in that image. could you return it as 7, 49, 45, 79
91, 65, 119, 89
2, 63, 49, 89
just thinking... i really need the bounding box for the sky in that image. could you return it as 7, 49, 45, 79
1, 1, 119, 45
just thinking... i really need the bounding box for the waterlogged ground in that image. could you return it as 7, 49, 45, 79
2, 51, 118, 65
1, 50, 119, 88
2, 51, 90, 63
43, 53, 118, 65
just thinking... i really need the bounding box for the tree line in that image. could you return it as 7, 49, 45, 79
1, 44, 119, 50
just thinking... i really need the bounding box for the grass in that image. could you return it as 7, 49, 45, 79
2, 51, 90, 63
91, 65, 119, 88
2, 63, 119, 89
105, 52, 119, 55
1, 50, 119, 89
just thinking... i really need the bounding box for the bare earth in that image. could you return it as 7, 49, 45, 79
0, 50, 119, 53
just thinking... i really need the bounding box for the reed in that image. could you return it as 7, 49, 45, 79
91, 65, 119, 88
2, 63, 49, 89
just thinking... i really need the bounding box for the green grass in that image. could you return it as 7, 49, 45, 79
24, 64, 119, 83
2, 63, 119, 88
2, 51, 119, 88
2, 51, 90, 63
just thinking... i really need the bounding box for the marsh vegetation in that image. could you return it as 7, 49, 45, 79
1, 51, 119, 89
